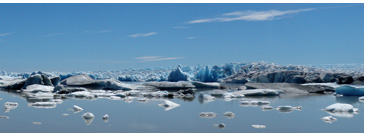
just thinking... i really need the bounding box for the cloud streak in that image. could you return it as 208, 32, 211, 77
0, 32, 14, 37
136, 56, 184, 62
188, 8, 316, 24
129, 32, 157, 38
84, 30, 112, 33
41, 33, 64, 37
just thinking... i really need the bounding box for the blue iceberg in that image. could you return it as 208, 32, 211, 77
336, 85, 364, 96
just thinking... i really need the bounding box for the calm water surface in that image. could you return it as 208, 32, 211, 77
0, 89, 363, 133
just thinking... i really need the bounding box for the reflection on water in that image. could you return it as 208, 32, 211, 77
0, 88, 364, 133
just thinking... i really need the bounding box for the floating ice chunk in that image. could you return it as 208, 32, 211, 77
123, 97, 134, 103
137, 98, 149, 103
71, 105, 83, 113
223, 111, 235, 119
335, 85, 364, 96
158, 100, 180, 111
102, 114, 109, 122
192, 81, 221, 89
82, 112, 95, 125
29, 102, 57, 109
199, 112, 218, 119
210, 90, 227, 97
146, 81, 195, 90
240, 101, 270, 106
51, 99, 63, 104
0, 116, 9, 119
213, 123, 226, 129
32, 122, 42, 125
109, 96, 122, 100
223, 93, 244, 99
233, 89, 282, 96
261, 105, 273, 111
324, 103, 358, 113
69, 91, 95, 98
23, 84, 54, 93
359, 96, 364, 102
252, 125, 266, 129
321, 116, 337, 123
61, 74, 94, 86
276, 105, 302, 113
61, 113, 69, 116
114, 93, 127, 98
4, 102, 18, 112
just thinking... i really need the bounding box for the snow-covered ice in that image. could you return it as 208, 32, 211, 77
199, 112, 218, 119
223, 111, 235, 119
29, 102, 57, 109
321, 116, 337, 123
158, 100, 180, 111
82, 112, 95, 125
324, 103, 358, 113
233, 89, 283, 96
252, 125, 266, 129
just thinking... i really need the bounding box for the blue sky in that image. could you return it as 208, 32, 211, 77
0, 3, 364, 72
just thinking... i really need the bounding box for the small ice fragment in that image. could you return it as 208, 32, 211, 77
51, 99, 63, 104
61, 113, 69, 116
250, 101, 270, 105
0, 116, 9, 119
199, 112, 218, 119
262, 105, 273, 111
29, 102, 57, 108
109, 96, 122, 100
252, 125, 266, 129
72, 105, 83, 113
82, 112, 95, 125
276, 105, 302, 113
359, 96, 364, 102
137, 98, 149, 103
321, 116, 337, 123
158, 100, 180, 111
213, 123, 226, 129
223, 111, 235, 119
102, 114, 109, 122
32, 121, 42, 125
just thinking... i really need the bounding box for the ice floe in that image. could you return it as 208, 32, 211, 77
199, 112, 217, 119
233, 89, 283, 96
261, 105, 273, 111
275, 105, 302, 113
213, 123, 226, 129
158, 100, 180, 111
240, 101, 270, 106
323, 103, 359, 117
82, 112, 95, 125
358, 96, 364, 102
71, 105, 83, 113
198, 93, 216, 103
192, 81, 221, 89
4, 102, 18, 112
32, 122, 42, 125
321, 116, 337, 123
22, 84, 54, 93
102, 114, 109, 122
335, 85, 364, 96
146, 81, 195, 90
0, 116, 9, 119
252, 125, 266, 129
29, 102, 57, 108
223, 111, 235, 119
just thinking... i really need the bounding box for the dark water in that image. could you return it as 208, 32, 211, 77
0, 90, 363, 133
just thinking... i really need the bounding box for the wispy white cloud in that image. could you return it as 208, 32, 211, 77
84, 30, 112, 33
0, 32, 15, 37
129, 32, 157, 38
188, 8, 316, 24
41, 33, 64, 37
173, 26, 190, 29
187, 36, 202, 39
135, 56, 162, 59
135, 56, 184, 62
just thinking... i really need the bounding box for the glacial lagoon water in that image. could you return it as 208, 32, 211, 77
0, 89, 363, 133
